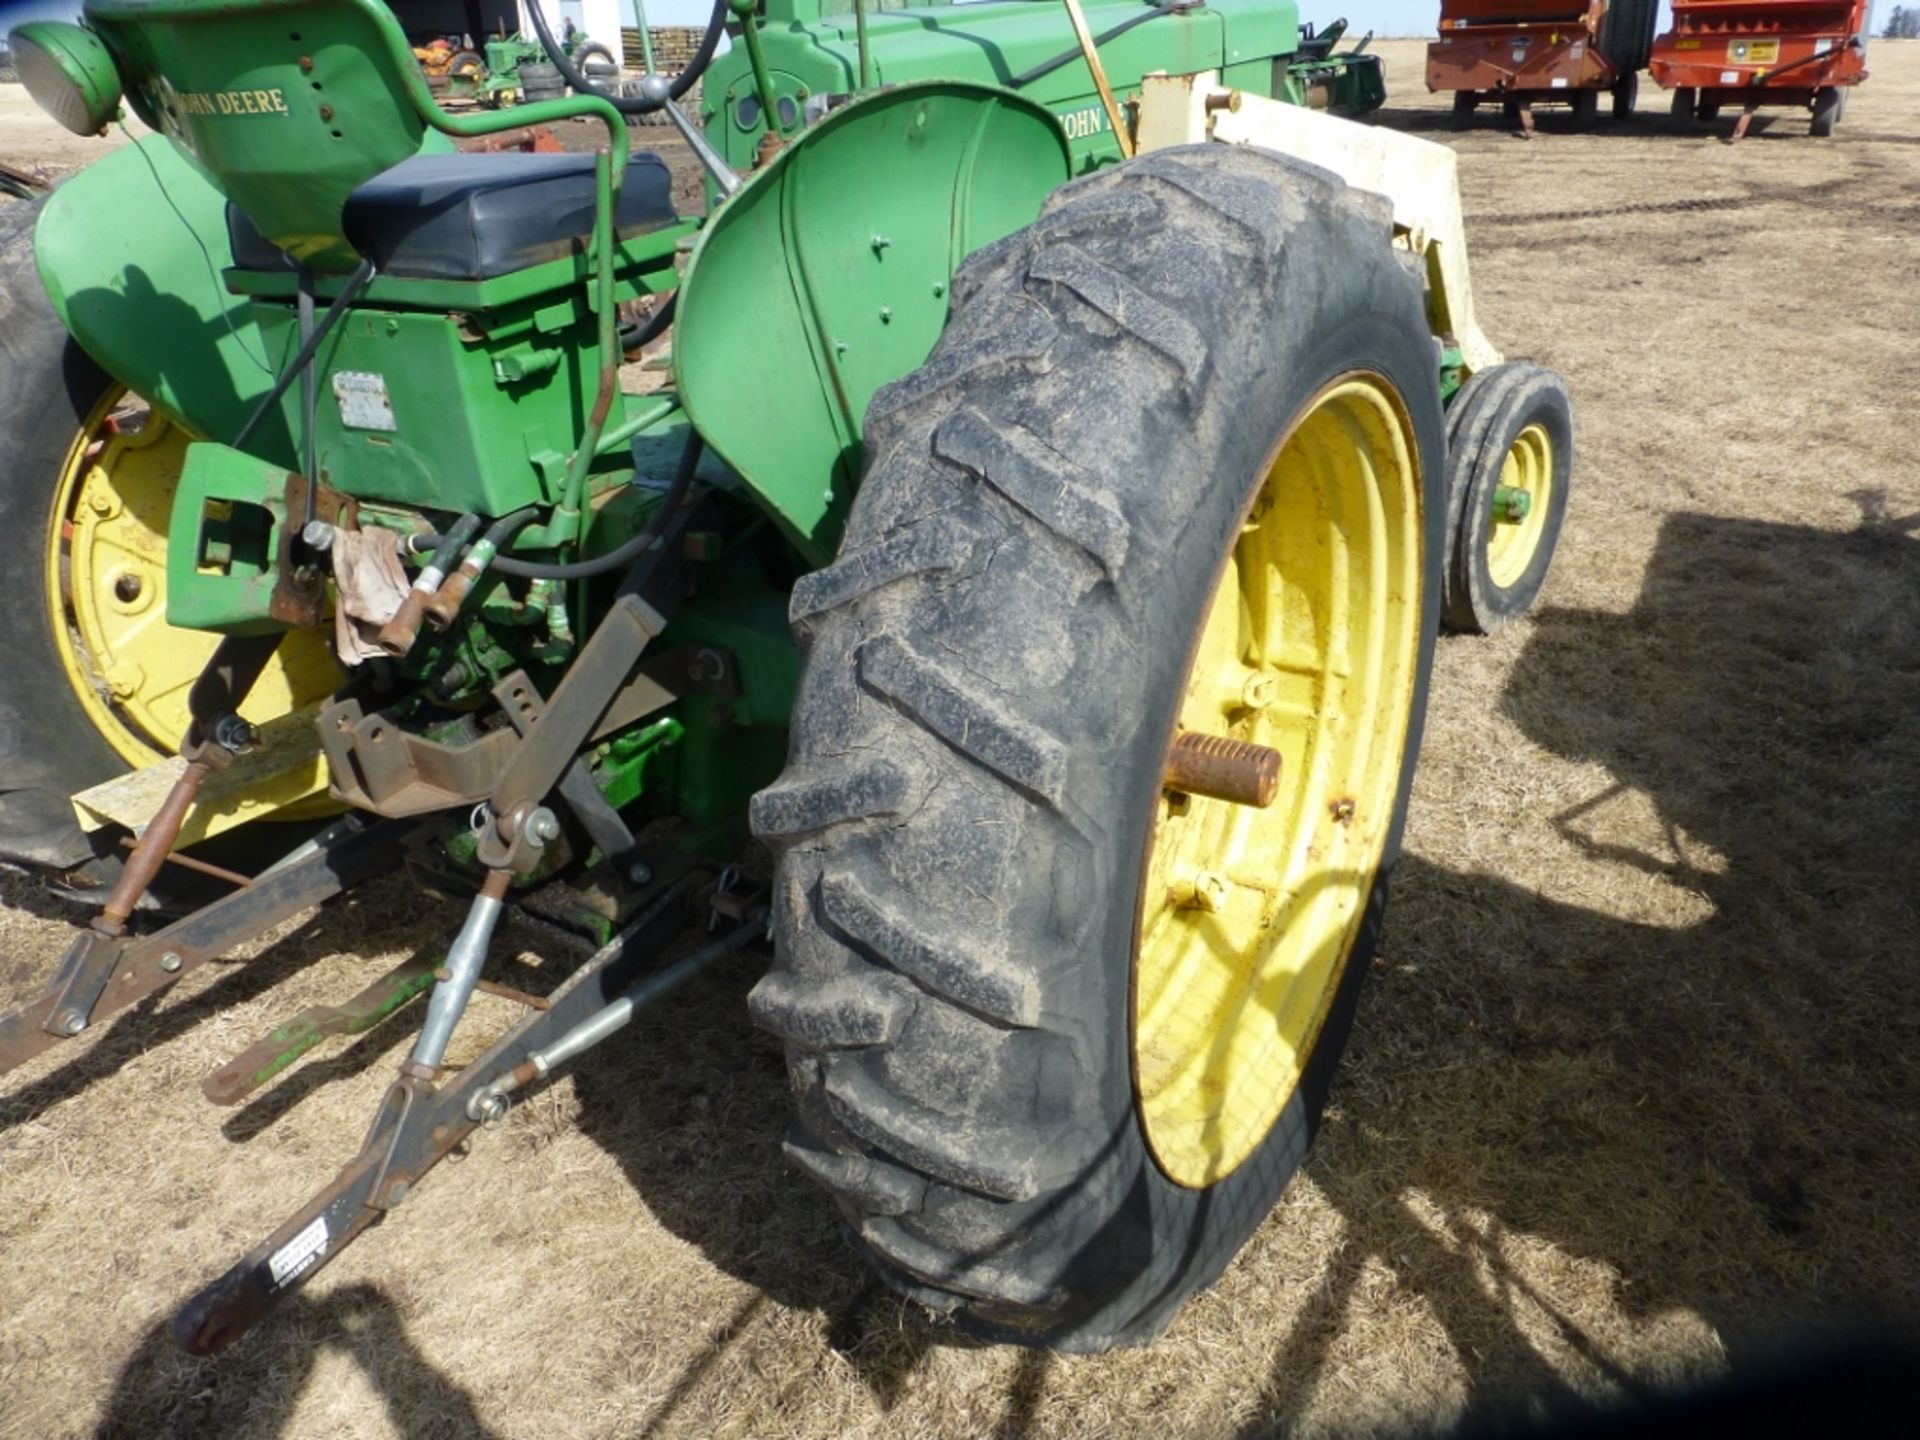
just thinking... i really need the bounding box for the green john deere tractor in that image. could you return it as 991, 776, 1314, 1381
0, 0, 1571, 1354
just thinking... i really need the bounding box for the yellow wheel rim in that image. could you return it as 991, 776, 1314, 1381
1133, 376, 1424, 1189
47, 389, 341, 798
1483, 421, 1553, 591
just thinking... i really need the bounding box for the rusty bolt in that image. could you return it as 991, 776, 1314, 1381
1330, 798, 1356, 824
1205, 90, 1244, 114
1170, 871, 1230, 913
1165, 731, 1282, 808
318, 104, 334, 121
105, 663, 143, 701
299, 55, 314, 72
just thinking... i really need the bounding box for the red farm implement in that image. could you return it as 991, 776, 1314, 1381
1652, 0, 1869, 138
1428, 0, 1659, 134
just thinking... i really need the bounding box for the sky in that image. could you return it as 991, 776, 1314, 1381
5, 0, 1897, 50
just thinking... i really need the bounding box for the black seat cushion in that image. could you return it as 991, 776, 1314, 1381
227, 151, 677, 281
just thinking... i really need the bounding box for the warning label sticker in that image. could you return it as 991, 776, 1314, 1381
269, 1215, 329, 1289
1729, 39, 1780, 64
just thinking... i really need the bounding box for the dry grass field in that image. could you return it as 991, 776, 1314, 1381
4, 38, 1919, 1439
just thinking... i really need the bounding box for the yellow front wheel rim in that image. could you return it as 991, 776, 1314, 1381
1133, 376, 1424, 1189
1483, 421, 1553, 591
47, 389, 341, 790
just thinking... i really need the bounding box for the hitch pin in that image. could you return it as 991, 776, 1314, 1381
467, 907, 766, 1125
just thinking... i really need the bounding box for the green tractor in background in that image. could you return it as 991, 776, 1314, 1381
0, 0, 1570, 1355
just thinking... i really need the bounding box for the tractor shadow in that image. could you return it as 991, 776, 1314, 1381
1230, 503, 1920, 1430
551, 503, 1920, 1430
93, 1283, 501, 1440
549, 503, 1920, 1429
75, 502, 1917, 1434
0, 872, 455, 1137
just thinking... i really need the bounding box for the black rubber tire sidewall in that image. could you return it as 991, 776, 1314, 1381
0, 200, 131, 869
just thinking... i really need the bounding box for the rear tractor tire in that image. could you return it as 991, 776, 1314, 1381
751, 146, 1445, 1349
0, 201, 338, 873
445, 49, 485, 98
1440, 363, 1573, 635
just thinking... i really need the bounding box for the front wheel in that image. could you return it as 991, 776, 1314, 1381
1441, 364, 1574, 634
751, 146, 1445, 1349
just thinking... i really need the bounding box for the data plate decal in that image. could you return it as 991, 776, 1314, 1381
268, 1215, 330, 1289
333, 371, 397, 432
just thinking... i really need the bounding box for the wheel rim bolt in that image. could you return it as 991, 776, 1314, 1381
1170, 871, 1230, 913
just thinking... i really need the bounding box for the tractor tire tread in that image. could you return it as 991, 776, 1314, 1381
753, 145, 1441, 1347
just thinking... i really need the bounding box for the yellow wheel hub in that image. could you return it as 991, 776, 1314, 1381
1484, 421, 1553, 591
48, 390, 340, 795
1133, 376, 1424, 1189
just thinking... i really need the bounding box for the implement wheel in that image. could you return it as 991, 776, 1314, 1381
1570, 87, 1599, 128
1669, 86, 1698, 130
1452, 90, 1477, 129
751, 147, 1444, 1349
1441, 363, 1573, 635
1611, 70, 1638, 120
0, 202, 336, 871
1810, 87, 1841, 137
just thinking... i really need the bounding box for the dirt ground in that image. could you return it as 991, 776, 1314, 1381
4, 39, 1919, 1440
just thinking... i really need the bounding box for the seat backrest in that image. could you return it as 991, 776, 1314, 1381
85, 0, 432, 271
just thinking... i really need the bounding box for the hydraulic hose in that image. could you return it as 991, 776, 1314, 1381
494, 432, 700, 579
406, 432, 704, 582
528, 0, 727, 116
618, 289, 676, 355
1010, 0, 1189, 90
421, 506, 543, 630
232, 258, 376, 451
380, 512, 481, 657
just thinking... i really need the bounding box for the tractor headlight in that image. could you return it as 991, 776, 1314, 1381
10, 21, 123, 137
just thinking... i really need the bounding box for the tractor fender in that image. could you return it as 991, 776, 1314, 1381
33, 134, 296, 459
672, 80, 1070, 567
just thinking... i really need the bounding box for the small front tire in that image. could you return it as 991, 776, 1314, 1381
1441, 364, 1574, 635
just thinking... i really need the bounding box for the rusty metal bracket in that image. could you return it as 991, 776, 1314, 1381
320, 649, 731, 821
270, 473, 358, 628
0, 820, 403, 1079
494, 674, 638, 865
